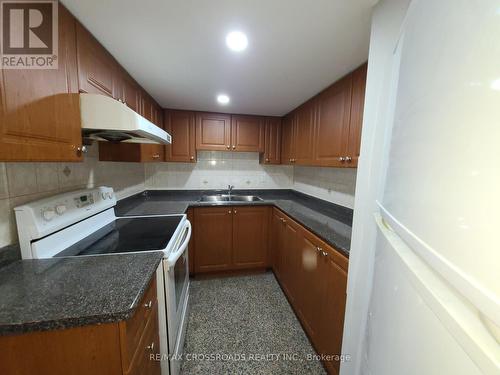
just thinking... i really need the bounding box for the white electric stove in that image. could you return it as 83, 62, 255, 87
14, 186, 191, 375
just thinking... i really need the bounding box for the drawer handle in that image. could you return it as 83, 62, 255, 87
321, 251, 329, 257
152, 154, 160, 159
316, 246, 323, 252
144, 300, 152, 309
146, 342, 155, 352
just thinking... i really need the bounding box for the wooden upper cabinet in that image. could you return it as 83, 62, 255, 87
294, 103, 315, 165
230, 115, 264, 152
347, 63, 367, 167
0, 4, 82, 162
164, 110, 196, 162
140, 93, 153, 122
232, 206, 269, 269
261, 117, 281, 164
195, 112, 231, 151
281, 114, 297, 165
313, 75, 353, 167
194, 207, 233, 273
121, 73, 141, 112
75, 22, 116, 98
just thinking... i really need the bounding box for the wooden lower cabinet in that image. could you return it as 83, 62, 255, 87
270, 208, 348, 375
0, 278, 160, 375
194, 206, 234, 273
232, 206, 269, 268
194, 206, 269, 273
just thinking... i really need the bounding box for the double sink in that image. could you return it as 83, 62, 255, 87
198, 194, 263, 203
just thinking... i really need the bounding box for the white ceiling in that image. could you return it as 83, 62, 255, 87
62, 0, 374, 116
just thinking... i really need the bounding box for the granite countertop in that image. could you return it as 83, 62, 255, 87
0, 252, 163, 336
116, 189, 353, 256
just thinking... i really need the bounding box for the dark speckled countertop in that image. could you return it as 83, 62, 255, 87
116, 189, 353, 256
0, 252, 163, 335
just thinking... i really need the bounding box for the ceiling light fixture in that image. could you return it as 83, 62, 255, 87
217, 94, 230, 105
226, 31, 248, 52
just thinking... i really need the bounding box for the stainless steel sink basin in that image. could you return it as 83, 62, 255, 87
198, 194, 263, 202
229, 195, 263, 202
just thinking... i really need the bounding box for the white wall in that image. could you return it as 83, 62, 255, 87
340, 0, 411, 374
0, 144, 145, 248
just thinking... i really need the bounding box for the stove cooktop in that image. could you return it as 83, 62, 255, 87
55, 216, 183, 257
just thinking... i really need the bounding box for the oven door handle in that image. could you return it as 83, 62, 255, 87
166, 220, 191, 269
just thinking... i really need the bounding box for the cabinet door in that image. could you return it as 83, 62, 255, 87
279, 217, 301, 304
295, 229, 325, 342
165, 110, 196, 162
281, 114, 296, 164
347, 63, 367, 167
317, 251, 348, 375
261, 117, 281, 164
230, 115, 264, 152
313, 75, 352, 167
122, 73, 141, 112
294, 103, 315, 164
0, 4, 82, 162
139, 94, 164, 162
195, 112, 231, 151
232, 206, 269, 269
194, 207, 233, 273
76, 22, 115, 98
269, 209, 284, 278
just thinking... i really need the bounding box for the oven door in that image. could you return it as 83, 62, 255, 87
163, 220, 191, 375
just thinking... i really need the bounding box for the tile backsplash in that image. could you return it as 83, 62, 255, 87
145, 151, 294, 190
0, 144, 145, 248
293, 166, 357, 209
0, 148, 357, 249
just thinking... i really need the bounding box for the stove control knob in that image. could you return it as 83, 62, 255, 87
55, 205, 67, 215
42, 209, 56, 221
101, 192, 107, 200
107, 192, 113, 199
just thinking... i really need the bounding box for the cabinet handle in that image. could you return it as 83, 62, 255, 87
144, 300, 152, 309
228, 210, 232, 214
339, 157, 346, 162
146, 342, 155, 352
232, 145, 236, 150
76, 146, 88, 156
265, 158, 270, 162
152, 154, 160, 159
226, 145, 230, 149
345, 156, 352, 162
316, 246, 322, 253
190, 156, 195, 161
322, 251, 329, 257
234, 209, 237, 214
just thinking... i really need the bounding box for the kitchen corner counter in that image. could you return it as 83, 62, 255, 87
0, 252, 163, 336
115, 189, 353, 256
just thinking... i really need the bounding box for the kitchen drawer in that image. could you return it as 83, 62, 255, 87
126, 305, 160, 375
119, 277, 157, 372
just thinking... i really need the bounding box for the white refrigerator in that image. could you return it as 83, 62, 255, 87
343, 0, 500, 374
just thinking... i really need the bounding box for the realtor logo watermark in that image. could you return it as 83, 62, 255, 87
1, 0, 58, 69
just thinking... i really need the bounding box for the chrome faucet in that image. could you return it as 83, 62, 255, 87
228, 185, 234, 197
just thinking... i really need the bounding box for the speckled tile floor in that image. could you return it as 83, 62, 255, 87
180, 272, 326, 374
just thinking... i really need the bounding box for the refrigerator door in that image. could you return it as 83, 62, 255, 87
367, 0, 500, 373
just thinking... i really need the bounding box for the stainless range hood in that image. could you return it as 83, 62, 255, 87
80, 94, 171, 144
